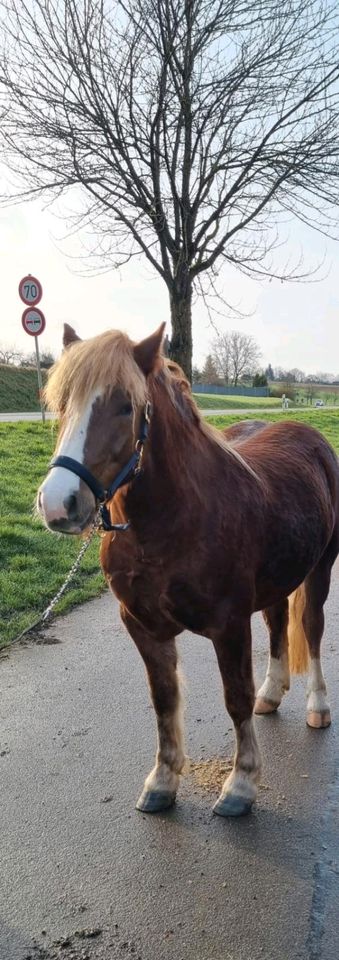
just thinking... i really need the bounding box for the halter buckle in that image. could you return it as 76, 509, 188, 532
134, 437, 145, 471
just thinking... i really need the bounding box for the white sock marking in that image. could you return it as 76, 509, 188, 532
307, 658, 329, 715
257, 654, 290, 706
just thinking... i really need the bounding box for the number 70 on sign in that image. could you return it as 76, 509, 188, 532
18, 274, 43, 306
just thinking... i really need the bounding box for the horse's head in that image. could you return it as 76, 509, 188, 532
37, 322, 165, 534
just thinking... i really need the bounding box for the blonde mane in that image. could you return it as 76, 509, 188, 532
45, 328, 259, 485
45, 329, 147, 415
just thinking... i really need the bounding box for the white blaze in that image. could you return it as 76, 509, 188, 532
38, 392, 100, 522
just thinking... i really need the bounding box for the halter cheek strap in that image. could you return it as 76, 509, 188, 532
48, 457, 105, 502
49, 402, 151, 532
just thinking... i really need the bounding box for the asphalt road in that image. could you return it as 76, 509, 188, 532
1, 407, 337, 421
0, 412, 55, 422
1, 565, 339, 960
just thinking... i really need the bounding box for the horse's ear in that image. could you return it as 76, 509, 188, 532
63, 323, 81, 348
133, 323, 166, 375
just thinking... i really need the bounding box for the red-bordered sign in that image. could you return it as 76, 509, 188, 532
22, 307, 46, 337
18, 274, 43, 306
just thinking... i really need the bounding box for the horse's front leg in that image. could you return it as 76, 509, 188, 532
120, 607, 185, 813
211, 613, 261, 817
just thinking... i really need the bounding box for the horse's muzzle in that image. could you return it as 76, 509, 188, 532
37, 484, 96, 535
46, 513, 94, 535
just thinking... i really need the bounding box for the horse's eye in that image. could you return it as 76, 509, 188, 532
120, 402, 133, 416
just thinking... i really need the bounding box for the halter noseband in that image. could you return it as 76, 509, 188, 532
49, 401, 151, 532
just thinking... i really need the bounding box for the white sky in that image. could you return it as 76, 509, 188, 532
1, 198, 339, 375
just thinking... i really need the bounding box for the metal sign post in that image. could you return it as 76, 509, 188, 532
19, 275, 46, 424
34, 333, 45, 424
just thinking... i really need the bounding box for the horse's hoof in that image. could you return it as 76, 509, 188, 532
307, 710, 331, 729
213, 794, 253, 817
254, 697, 278, 715
136, 789, 176, 813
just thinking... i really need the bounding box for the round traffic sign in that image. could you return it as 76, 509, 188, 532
22, 307, 46, 337
19, 275, 43, 306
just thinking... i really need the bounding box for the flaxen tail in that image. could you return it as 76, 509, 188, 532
288, 585, 309, 674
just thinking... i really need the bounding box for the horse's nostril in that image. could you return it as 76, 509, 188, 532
63, 493, 78, 520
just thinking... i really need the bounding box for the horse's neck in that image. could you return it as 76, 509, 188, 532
148, 388, 202, 481
122, 389, 200, 520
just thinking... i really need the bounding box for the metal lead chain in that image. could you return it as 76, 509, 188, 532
41, 513, 101, 623
11, 513, 101, 645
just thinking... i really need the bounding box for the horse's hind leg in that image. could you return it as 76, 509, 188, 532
303, 542, 337, 729
120, 607, 185, 812
212, 613, 261, 817
255, 599, 290, 715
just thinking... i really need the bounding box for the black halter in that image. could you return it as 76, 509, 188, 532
49, 402, 151, 531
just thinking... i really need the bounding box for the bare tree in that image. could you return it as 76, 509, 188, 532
289, 368, 305, 383
0, 343, 23, 365
21, 349, 56, 369
273, 367, 287, 381
315, 371, 335, 383
211, 330, 261, 386
1, 1, 339, 378
305, 382, 316, 404
211, 332, 231, 384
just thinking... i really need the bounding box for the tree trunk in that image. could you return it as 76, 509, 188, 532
169, 273, 192, 381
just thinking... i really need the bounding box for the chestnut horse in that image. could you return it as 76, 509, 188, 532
37, 324, 339, 818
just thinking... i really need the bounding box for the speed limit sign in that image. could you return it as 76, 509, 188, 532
18, 273, 46, 423
18, 274, 43, 306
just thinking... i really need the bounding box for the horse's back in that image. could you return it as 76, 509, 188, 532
245, 420, 337, 503
223, 419, 269, 443
227, 419, 338, 486
232, 419, 339, 604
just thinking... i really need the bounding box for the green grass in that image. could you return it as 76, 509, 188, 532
194, 393, 281, 409
0, 364, 47, 412
0, 422, 105, 647
206, 408, 339, 452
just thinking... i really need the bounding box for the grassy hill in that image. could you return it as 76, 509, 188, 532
2, 364, 339, 415
0, 369, 280, 413
0, 364, 47, 412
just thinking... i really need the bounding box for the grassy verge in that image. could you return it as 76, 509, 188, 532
0, 365, 47, 412
206, 408, 339, 452
0, 422, 105, 648
194, 393, 280, 409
